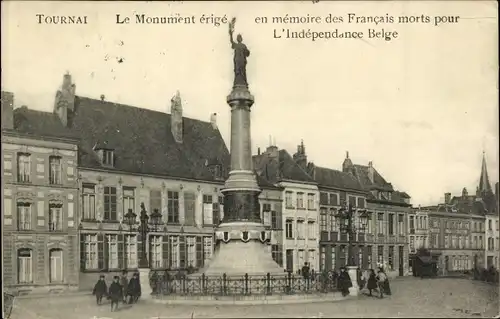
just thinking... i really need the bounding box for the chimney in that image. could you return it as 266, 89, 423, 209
367, 161, 375, 183
444, 192, 451, 204
170, 90, 183, 143
257, 147, 261, 155
1, 91, 14, 130
462, 187, 468, 198
210, 113, 217, 129
100, 94, 105, 101
293, 140, 307, 169
54, 72, 76, 127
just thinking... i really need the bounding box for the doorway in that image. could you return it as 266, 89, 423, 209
286, 249, 294, 272
398, 246, 404, 276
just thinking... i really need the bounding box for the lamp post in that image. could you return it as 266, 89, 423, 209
335, 201, 369, 296
123, 203, 163, 299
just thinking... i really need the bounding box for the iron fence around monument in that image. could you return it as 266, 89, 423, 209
149, 271, 338, 296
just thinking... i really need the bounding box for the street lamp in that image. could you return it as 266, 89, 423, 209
334, 201, 369, 296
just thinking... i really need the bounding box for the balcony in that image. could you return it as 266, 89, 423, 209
49, 222, 63, 232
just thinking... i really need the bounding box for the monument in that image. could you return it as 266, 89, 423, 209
202, 18, 284, 276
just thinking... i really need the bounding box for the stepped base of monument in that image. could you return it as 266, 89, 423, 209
201, 240, 285, 276
151, 291, 352, 305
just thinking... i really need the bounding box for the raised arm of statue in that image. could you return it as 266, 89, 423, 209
229, 17, 236, 45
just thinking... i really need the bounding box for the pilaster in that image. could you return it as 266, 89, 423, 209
179, 188, 185, 224
117, 179, 123, 221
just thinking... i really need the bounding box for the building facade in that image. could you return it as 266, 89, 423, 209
254, 144, 320, 273
343, 153, 411, 276
258, 182, 284, 268
2, 91, 80, 293
408, 207, 430, 273
9, 74, 279, 290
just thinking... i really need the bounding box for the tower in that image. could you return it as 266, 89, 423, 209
201, 21, 283, 276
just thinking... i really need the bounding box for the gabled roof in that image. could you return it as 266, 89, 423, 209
309, 165, 364, 192
13, 96, 231, 182
253, 149, 316, 184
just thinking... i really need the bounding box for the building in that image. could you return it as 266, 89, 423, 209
408, 207, 430, 273
253, 143, 320, 273
343, 153, 412, 277
476, 153, 499, 268
2, 91, 80, 294
9, 73, 276, 290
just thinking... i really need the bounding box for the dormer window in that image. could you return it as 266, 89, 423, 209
102, 150, 114, 166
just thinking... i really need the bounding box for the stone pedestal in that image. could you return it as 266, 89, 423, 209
203, 222, 284, 276
347, 266, 359, 296
138, 268, 152, 299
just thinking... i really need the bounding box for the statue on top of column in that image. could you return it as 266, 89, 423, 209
229, 17, 250, 88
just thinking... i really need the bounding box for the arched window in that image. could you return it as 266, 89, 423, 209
18, 248, 33, 284
49, 248, 63, 283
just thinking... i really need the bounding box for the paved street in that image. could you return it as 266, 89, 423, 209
10, 278, 499, 319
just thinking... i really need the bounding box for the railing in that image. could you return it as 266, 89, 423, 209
149, 271, 338, 296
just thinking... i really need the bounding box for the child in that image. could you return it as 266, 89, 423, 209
108, 276, 123, 312
92, 275, 107, 305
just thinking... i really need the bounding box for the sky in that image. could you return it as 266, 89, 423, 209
1, 1, 498, 206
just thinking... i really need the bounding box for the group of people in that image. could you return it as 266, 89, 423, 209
358, 267, 392, 298
92, 271, 142, 312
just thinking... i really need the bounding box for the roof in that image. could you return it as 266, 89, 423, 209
13, 95, 232, 182
309, 165, 364, 192
253, 149, 316, 184
353, 164, 394, 192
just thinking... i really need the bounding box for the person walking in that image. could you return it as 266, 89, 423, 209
376, 267, 388, 298
119, 270, 129, 304
92, 275, 107, 305
108, 276, 123, 312
367, 269, 378, 296
127, 272, 141, 304
337, 267, 352, 297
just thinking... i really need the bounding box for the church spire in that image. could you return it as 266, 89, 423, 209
478, 151, 492, 195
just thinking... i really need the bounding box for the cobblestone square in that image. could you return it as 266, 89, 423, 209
10, 278, 499, 319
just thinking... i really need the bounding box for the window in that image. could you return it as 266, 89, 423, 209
339, 246, 346, 267
377, 245, 384, 265
298, 249, 305, 268
84, 234, 98, 270
319, 246, 326, 271
285, 219, 293, 239
409, 216, 415, 229
348, 196, 356, 207
330, 209, 339, 231
272, 245, 283, 267
103, 187, 117, 221
297, 220, 305, 239
320, 210, 327, 232
307, 221, 315, 239
17, 202, 32, 231
309, 249, 316, 267
377, 213, 384, 235
434, 234, 439, 248
186, 236, 196, 267
357, 197, 365, 209
123, 187, 135, 217
18, 248, 33, 284
49, 249, 63, 283
285, 191, 293, 208
149, 189, 162, 215
49, 156, 62, 184
331, 247, 337, 270
479, 236, 483, 249
170, 236, 180, 268
329, 193, 338, 206
320, 192, 328, 205
489, 220, 493, 230
102, 150, 114, 166
107, 235, 119, 269
398, 215, 404, 235
452, 235, 457, 249
125, 235, 137, 269
271, 210, 281, 229
388, 214, 395, 235
49, 204, 63, 231
82, 184, 96, 220
367, 246, 372, 269
465, 236, 470, 249
17, 153, 31, 183
307, 193, 315, 210
149, 236, 162, 269
444, 235, 449, 248
410, 236, 415, 251
184, 192, 196, 226
167, 191, 180, 223
367, 214, 373, 234
262, 203, 271, 227
203, 195, 213, 225
297, 193, 304, 209
203, 237, 212, 264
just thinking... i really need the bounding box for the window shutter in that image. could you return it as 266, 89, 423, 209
103, 234, 109, 271
213, 203, 219, 226
80, 234, 85, 271
97, 234, 104, 270
118, 234, 124, 270
162, 235, 169, 269
196, 236, 203, 268
179, 235, 186, 268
